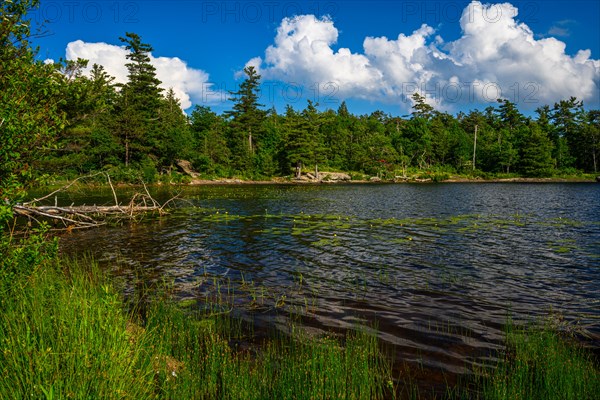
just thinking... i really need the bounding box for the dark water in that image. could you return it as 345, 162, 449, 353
57, 183, 600, 390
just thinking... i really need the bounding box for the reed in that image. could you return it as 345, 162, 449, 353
0, 251, 393, 399
479, 320, 600, 400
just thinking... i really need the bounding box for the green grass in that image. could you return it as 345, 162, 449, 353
2, 231, 599, 399
477, 321, 600, 400
0, 239, 393, 399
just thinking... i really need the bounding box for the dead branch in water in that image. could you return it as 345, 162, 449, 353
14, 173, 177, 231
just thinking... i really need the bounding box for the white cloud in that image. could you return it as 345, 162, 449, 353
247, 1, 600, 110
65, 40, 214, 110
255, 14, 383, 99
547, 26, 570, 37
66, 40, 129, 82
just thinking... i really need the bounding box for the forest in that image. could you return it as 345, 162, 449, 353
2, 2, 600, 198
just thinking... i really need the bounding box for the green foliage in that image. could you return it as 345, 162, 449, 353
190, 105, 231, 174
225, 66, 267, 171
519, 122, 555, 177
0, 0, 66, 192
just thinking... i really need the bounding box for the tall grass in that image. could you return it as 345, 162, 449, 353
0, 242, 392, 399
2, 232, 598, 399
480, 321, 600, 400
0, 255, 155, 398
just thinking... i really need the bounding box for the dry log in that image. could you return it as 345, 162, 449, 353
13, 173, 177, 231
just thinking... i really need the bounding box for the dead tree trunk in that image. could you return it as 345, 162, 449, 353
13, 173, 177, 231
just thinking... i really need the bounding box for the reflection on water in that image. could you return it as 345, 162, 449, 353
58, 183, 600, 390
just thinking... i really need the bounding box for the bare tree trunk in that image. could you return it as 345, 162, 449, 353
248, 128, 253, 154
472, 124, 478, 171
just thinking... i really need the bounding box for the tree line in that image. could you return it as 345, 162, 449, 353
2, 2, 599, 198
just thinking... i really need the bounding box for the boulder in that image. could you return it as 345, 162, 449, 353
320, 172, 351, 181
369, 176, 382, 182
175, 159, 200, 178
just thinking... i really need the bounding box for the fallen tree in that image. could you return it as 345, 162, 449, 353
13, 172, 177, 230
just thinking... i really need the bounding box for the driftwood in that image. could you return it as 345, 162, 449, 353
13, 172, 177, 231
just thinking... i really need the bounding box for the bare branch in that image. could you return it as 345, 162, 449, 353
105, 172, 120, 207
15, 174, 178, 232
23, 172, 105, 206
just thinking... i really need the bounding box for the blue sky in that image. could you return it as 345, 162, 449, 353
31, 0, 600, 116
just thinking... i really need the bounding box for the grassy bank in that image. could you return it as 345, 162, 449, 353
478, 320, 600, 400
0, 235, 392, 399
1, 232, 598, 399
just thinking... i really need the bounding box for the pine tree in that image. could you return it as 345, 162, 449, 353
519, 122, 555, 177
225, 66, 266, 173
190, 106, 230, 174
114, 32, 164, 166
156, 88, 192, 170
551, 97, 584, 170
582, 110, 600, 173
284, 104, 321, 178
411, 92, 435, 120
119, 32, 163, 116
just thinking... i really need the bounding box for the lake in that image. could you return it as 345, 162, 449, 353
56, 182, 600, 392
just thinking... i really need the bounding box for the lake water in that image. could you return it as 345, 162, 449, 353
56, 183, 600, 392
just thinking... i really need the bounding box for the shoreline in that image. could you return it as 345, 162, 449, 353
36, 175, 598, 192
186, 176, 597, 185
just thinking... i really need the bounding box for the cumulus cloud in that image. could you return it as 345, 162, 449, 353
65, 40, 214, 109
256, 15, 383, 98
248, 1, 599, 110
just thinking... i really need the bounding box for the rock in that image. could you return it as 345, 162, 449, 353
596, 176, 600, 182
175, 159, 200, 178
293, 175, 311, 181
369, 176, 382, 182
320, 172, 351, 181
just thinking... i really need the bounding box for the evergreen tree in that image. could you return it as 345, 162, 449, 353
551, 97, 584, 170
156, 88, 192, 170
283, 105, 312, 178
582, 110, 600, 173
302, 101, 327, 177
225, 66, 266, 173
190, 106, 230, 175
411, 92, 435, 120
519, 122, 555, 177
119, 32, 163, 115
429, 113, 454, 166
361, 114, 397, 177
256, 108, 285, 177
116, 32, 163, 166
